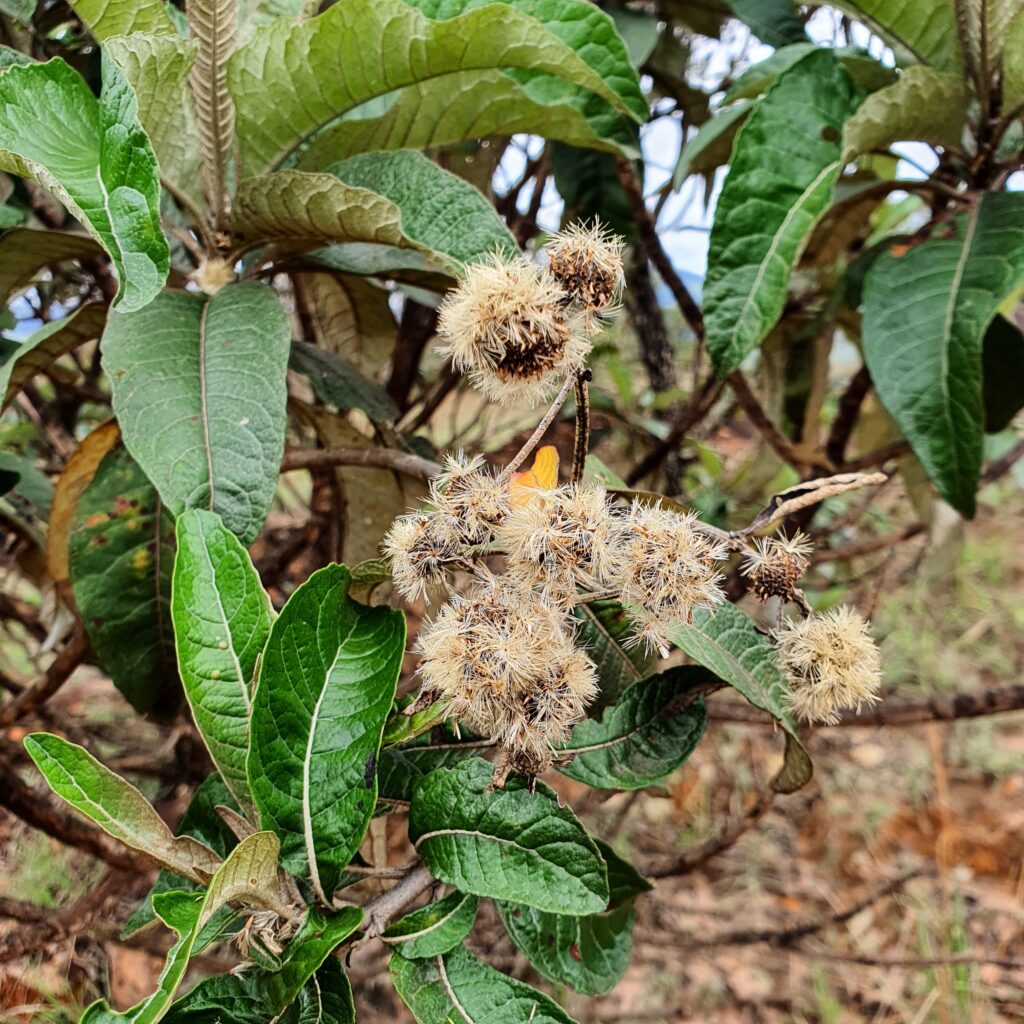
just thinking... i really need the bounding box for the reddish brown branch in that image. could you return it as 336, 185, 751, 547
809, 523, 924, 563
282, 445, 441, 482
825, 365, 871, 466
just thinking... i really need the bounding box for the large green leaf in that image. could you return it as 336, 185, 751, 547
497, 841, 649, 996
841, 66, 968, 159
0, 303, 108, 410
831, 0, 962, 71
67, 0, 177, 39
247, 564, 405, 903
862, 192, 1024, 516
102, 281, 291, 545
81, 832, 284, 1024
1004, 9, 1024, 111
672, 101, 752, 188
391, 945, 579, 1024
173, 510, 273, 818
378, 743, 486, 805
67, 443, 179, 714
704, 49, 859, 375
558, 666, 709, 790
121, 774, 240, 940
0, 227, 101, 302
0, 56, 168, 311
549, 143, 638, 240
982, 315, 1024, 432
104, 34, 204, 207
726, 0, 806, 48
669, 602, 812, 793
290, 342, 399, 423
409, 758, 609, 915
233, 151, 515, 274
383, 891, 478, 959
228, 0, 634, 176
24, 732, 222, 882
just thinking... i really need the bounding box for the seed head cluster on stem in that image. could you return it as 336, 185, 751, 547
384, 221, 884, 785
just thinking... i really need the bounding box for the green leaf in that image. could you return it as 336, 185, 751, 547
575, 600, 654, 711
672, 100, 752, 188
233, 150, 516, 275
831, 0, 962, 71
105, 34, 204, 208
293, 959, 356, 1024
67, 443, 179, 714
0, 227, 101, 303
959, 0, 1018, 81
24, 732, 222, 882
409, 758, 609, 915
0, 303, 107, 410
172, 510, 273, 818
558, 666, 709, 790
841, 66, 968, 160
247, 564, 405, 903
704, 49, 859, 375
496, 841, 647, 996
67, 0, 176, 39
378, 743, 486, 805
228, 0, 634, 176
982, 315, 1024, 432
383, 891, 478, 959
121, 773, 240, 941
391, 944, 579, 1024
289, 342, 400, 423
102, 281, 291, 545
549, 143, 638, 241
1004, 9, 1024, 111
0, 56, 168, 312
862, 193, 1024, 516
726, 0, 807, 49
81, 832, 283, 1024
669, 602, 812, 793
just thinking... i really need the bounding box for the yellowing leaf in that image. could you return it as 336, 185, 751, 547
510, 445, 560, 505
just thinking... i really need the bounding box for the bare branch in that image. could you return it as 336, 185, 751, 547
282, 446, 441, 482
0, 627, 89, 728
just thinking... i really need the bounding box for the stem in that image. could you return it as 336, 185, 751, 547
500, 374, 575, 479
571, 371, 590, 485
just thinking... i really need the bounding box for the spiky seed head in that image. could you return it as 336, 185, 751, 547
429, 451, 510, 546
610, 501, 727, 655
776, 606, 882, 725
741, 531, 814, 601
413, 570, 597, 785
437, 251, 590, 406
497, 484, 621, 601
382, 513, 458, 602
545, 221, 625, 316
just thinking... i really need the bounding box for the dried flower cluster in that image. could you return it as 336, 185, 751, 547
776, 606, 882, 725
437, 223, 623, 407
741, 531, 813, 602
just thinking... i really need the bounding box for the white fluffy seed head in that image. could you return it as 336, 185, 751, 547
544, 221, 625, 317
413, 570, 598, 783
382, 513, 458, 602
610, 501, 727, 655
776, 606, 882, 725
437, 251, 590, 406
429, 451, 510, 546
741, 531, 814, 601
496, 484, 621, 602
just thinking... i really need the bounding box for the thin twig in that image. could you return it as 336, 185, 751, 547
500, 374, 575, 478
825, 365, 871, 466
981, 437, 1024, 486
810, 523, 924, 563
571, 371, 591, 485
282, 446, 441, 482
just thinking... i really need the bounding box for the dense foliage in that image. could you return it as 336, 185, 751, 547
0, 0, 1022, 1020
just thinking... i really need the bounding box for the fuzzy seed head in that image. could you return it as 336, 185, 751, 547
776, 606, 882, 725
429, 451, 510, 546
545, 221, 625, 316
193, 257, 236, 295
414, 570, 597, 783
741, 531, 814, 601
382, 513, 458, 602
497, 485, 621, 601
611, 502, 727, 655
437, 251, 590, 406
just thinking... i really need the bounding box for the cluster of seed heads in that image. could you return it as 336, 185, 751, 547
385, 222, 882, 783
437, 222, 624, 407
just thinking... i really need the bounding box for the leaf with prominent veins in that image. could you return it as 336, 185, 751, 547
173, 510, 273, 818
228, 0, 636, 176
102, 281, 291, 545
247, 564, 404, 903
